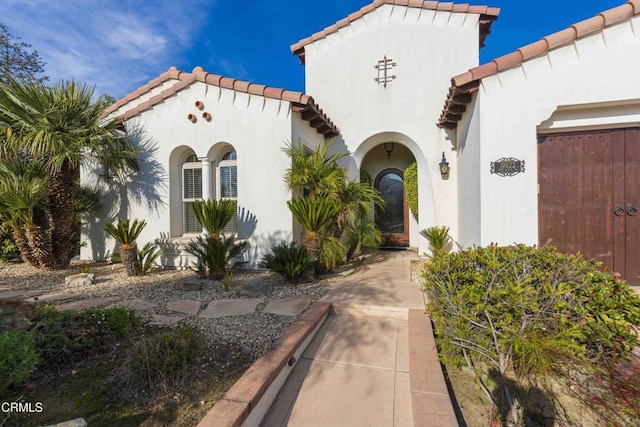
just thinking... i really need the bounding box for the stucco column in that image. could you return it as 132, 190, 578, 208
200, 157, 212, 200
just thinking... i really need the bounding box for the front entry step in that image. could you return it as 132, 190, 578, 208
330, 303, 409, 319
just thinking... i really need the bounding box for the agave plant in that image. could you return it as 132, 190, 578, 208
420, 226, 453, 261
104, 219, 147, 276
192, 199, 237, 240
287, 197, 339, 263
259, 241, 312, 285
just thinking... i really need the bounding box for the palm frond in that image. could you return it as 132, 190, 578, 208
287, 197, 339, 232
104, 219, 147, 247
192, 199, 237, 239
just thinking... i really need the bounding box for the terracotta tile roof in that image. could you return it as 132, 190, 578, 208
111, 66, 339, 137
438, 0, 640, 129
291, 0, 500, 64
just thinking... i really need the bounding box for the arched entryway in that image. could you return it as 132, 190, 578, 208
374, 168, 409, 246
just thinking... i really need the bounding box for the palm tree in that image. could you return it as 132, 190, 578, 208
0, 153, 52, 268
334, 180, 385, 238
104, 219, 147, 276
0, 79, 139, 268
287, 197, 339, 265
283, 139, 347, 202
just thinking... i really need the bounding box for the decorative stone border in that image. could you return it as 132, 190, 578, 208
197, 301, 331, 427
408, 308, 459, 426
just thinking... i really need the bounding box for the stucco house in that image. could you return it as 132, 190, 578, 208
82, 0, 640, 284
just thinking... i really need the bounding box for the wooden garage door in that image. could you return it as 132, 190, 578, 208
538, 128, 640, 285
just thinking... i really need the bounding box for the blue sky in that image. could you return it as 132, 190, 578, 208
0, 0, 626, 99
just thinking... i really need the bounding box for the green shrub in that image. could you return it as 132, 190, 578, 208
318, 234, 345, 273
0, 330, 39, 395
424, 244, 640, 425
259, 241, 312, 284
32, 307, 142, 367
403, 162, 418, 220
186, 235, 248, 281
136, 241, 160, 275
0, 225, 20, 262
130, 324, 203, 393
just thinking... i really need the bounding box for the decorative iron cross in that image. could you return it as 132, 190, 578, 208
374, 56, 396, 88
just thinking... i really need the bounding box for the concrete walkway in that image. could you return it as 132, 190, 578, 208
262, 249, 424, 427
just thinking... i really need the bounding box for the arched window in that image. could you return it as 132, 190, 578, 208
218, 149, 237, 233
182, 154, 201, 234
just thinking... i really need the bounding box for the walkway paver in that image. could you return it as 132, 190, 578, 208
199, 298, 262, 318
150, 314, 185, 327
167, 299, 201, 316
262, 249, 420, 427
0, 290, 38, 299
112, 298, 158, 311
263, 295, 312, 316
23, 292, 82, 303
55, 297, 119, 312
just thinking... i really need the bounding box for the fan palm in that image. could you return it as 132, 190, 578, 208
287, 197, 339, 263
104, 219, 147, 276
0, 155, 51, 268
283, 139, 347, 202
334, 180, 385, 238
0, 79, 139, 268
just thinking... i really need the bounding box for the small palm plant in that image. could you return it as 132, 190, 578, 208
185, 199, 246, 281
259, 241, 312, 285
287, 197, 339, 263
136, 241, 161, 276
104, 219, 147, 276
420, 226, 453, 261
192, 199, 236, 240
186, 235, 247, 280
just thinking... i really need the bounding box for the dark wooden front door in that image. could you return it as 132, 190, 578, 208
538, 128, 640, 284
375, 169, 409, 247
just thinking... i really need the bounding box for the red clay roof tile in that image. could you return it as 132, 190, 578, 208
291, 0, 500, 63
111, 67, 339, 137
438, 0, 640, 129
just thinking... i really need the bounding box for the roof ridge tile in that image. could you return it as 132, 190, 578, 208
112, 66, 339, 137
290, 0, 500, 62
439, 0, 640, 129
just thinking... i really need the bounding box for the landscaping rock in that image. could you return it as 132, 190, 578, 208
175, 277, 204, 291
237, 277, 272, 297
0, 299, 31, 330
64, 273, 95, 287
113, 298, 158, 311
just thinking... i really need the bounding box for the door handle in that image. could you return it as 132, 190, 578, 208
628, 204, 638, 216
615, 204, 626, 216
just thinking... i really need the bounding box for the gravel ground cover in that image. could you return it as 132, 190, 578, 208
0, 260, 332, 361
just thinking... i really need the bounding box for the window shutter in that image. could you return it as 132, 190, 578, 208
183, 168, 203, 199
220, 165, 237, 198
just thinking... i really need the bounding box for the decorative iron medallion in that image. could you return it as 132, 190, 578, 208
490, 157, 525, 177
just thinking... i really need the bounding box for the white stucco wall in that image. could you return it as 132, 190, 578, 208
302, 4, 484, 251
463, 16, 640, 247
82, 81, 316, 268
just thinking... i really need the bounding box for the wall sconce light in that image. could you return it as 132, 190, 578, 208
439, 152, 450, 180
384, 142, 395, 159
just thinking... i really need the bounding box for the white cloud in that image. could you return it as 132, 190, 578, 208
0, 0, 215, 97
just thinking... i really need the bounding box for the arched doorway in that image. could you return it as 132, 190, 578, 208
375, 168, 409, 247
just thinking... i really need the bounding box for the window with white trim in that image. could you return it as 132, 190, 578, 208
182, 154, 202, 234
218, 150, 238, 234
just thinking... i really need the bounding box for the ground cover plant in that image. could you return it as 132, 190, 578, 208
424, 244, 640, 426
4, 304, 246, 427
